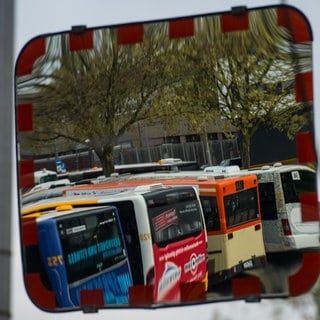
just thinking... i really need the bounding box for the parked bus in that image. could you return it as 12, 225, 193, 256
56, 159, 199, 183
114, 159, 199, 174
64, 174, 266, 285
22, 204, 132, 308
221, 164, 318, 253
21, 184, 208, 309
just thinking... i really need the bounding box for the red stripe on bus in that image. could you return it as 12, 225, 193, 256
169, 19, 195, 39
295, 72, 313, 102
232, 276, 261, 298
299, 192, 319, 222
19, 159, 35, 189
296, 131, 316, 163
25, 273, 56, 310
117, 25, 143, 45
17, 103, 33, 132
221, 12, 249, 32
16, 36, 46, 76
128, 285, 153, 305
277, 7, 312, 43
80, 289, 104, 307
69, 31, 94, 51
22, 218, 38, 246
288, 252, 320, 296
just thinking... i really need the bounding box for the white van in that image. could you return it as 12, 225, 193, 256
232, 164, 319, 252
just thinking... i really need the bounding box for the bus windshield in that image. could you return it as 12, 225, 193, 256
144, 187, 203, 246
224, 187, 259, 228
56, 207, 127, 284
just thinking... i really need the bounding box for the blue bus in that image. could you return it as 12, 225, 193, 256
22, 204, 132, 308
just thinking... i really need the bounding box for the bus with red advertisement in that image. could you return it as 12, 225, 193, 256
21, 183, 208, 309
64, 174, 266, 285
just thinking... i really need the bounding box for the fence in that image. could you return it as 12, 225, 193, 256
115, 139, 240, 166
35, 139, 240, 172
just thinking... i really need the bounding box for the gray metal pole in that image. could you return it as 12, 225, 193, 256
0, 0, 14, 319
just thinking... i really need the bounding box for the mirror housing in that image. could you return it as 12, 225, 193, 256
15, 4, 319, 312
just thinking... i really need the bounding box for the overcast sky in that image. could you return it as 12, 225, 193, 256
11, 1, 319, 319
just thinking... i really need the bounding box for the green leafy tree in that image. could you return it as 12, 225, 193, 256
18, 25, 172, 175
150, 9, 312, 168
197, 9, 312, 168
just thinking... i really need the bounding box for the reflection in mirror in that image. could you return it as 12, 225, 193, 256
15, 5, 319, 312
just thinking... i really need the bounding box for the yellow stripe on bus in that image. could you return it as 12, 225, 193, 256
21, 199, 99, 216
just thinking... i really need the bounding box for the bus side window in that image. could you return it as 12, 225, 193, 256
258, 183, 278, 220
200, 197, 220, 231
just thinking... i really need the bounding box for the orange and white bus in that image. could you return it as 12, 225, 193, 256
64, 174, 267, 285
204, 163, 319, 253
21, 183, 208, 309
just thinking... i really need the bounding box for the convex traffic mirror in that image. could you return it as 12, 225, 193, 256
15, 4, 319, 312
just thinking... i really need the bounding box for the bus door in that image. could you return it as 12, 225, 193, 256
108, 200, 145, 286
199, 194, 223, 278
256, 177, 283, 252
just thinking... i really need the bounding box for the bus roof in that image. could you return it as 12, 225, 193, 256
34, 204, 116, 222
63, 174, 258, 198
113, 159, 199, 174
113, 168, 258, 182
24, 178, 72, 195
239, 163, 315, 175
21, 183, 193, 216
63, 163, 314, 198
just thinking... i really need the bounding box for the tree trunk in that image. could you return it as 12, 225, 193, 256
201, 133, 212, 166
241, 132, 251, 169
95, 144, 115, 177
